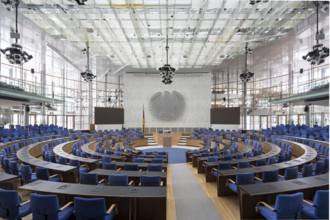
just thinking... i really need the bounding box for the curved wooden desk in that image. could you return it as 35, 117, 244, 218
239, 174, 329, 219
216, 139, 317, 196
90, 169, 167, 186
0, 172, 19, 189
20, 180, 166, 220
81, 142, 130, 162
53, 141, 99, 170
16, 138, 78, 183
204, 142, 281, 182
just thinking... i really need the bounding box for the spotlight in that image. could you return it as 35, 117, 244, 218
1, 0, 19, 11
302, 44, 329, 66
0, 43, 33, 65
159, 63, 175, 85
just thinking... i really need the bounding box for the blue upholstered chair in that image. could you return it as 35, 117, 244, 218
74, 197, 117, 220
124, 164, 139, 171
108, 174, 133, 186
207, 156, 218, 162
212, 162, 231, 177
21, 164, 37, 184
256, 192, 304, 220
302, 190, 329, 219
281, 167, 298, 180
103, 162, 117, 170
255, 170, 279, 183
69, 159, 88, 173
0, 188, 31, 220
314, 160, 325, 175
9, 161, 21, 178
35, 167, 62, 182
57, 157, 67, 165
30, 193, 73, 220
237, 161, 250, 168
151, 158, 163, 163
299, 164, 314, 178
226, 172, 255, 193
147, 164, 163, 172
236, 154, 243, 160
80, 173, 106, 185
255, 159, 267, 167
140, 175, 162, 186
267, 156, 277, 165
133, 158, 145, 163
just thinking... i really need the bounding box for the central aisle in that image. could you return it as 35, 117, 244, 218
170, 163, 222, 220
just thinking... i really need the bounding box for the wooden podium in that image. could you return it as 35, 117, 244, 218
163, 137, 172, 147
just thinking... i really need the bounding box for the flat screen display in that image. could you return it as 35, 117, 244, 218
94, 107, 124, 124
210, 107, 240, 124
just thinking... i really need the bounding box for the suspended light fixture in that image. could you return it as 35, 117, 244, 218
159, 35, 175, 85
1, 0, 19, 11
240, 43, 254, 130
80, 43, 96, 82
302, 1, 329, 65
0, 1, 33, 65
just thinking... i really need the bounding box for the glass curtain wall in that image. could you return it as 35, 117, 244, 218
212, 11, 329, 130
0, 7, 121, 130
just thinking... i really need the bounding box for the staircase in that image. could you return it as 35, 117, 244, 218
145, 135, 158, 146
177, 135, 190, 146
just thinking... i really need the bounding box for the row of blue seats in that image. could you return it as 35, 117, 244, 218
0, 189, 118, 220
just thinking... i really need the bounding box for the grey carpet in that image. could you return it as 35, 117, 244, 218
171, 164, 222, 220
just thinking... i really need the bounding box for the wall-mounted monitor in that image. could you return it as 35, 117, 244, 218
95, 107, 124, 124
210, 107, 240, 124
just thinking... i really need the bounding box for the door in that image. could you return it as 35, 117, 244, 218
66, 115, 75, 129
277, 115, 287, 125
260, 115, 268, 130
47, 115, 57, 125
298, 114, 306, 125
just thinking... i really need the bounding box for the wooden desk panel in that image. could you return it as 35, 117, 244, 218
238, 174, 329, 219
0, 172, 19, 189
20, 180, 166, 220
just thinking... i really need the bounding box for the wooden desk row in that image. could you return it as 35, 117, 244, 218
0, 172, 19, 189
19, 180, 166, 220
204, 142, 281, 182
90, 169, 167, 186
81, 142, 127, 162
16, 138, 78, 183
238, 174, 329, 219
215, 139, 317, 196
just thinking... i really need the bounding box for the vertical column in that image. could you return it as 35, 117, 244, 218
269, 68, 273, 128
105, 73, 108, 107
41, 41, 47, 124
243, 81, 247, 130
305, 105, 310, 127
62, 69, 65, 127
89, 80, 93, 126
227, 68, 230, 107
23, 105, 29, 127
288, 64, 294, 124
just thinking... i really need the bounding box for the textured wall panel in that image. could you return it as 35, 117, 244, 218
123, 73, 211, 128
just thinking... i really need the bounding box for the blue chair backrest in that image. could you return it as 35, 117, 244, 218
69, 159, 80, 168
36, 167, 50, 180
21, 164, 33, 182
151, 158, 163, 163
57, 157, 66, 165
218, 163, 231, 170
315, 160, 325, 175
236, 154, 243, 160
301, 164, 313, 177
236, 173, 254, 185
102, 156, 111, 163
9, 161, 20, 175
238, 161, 250, 168
30, 193, 60, 220
147, 164, 163, 172
140, 175, 161, 186
124, 164, 139, 171
80, 173, 98, 185
262, 170, 279, 183
74, 197, 106, 220
268, 156, 277, 164
207, 156, 218, 162
314, 190, 329, 219
133, 158, 145, 163
0, 189, 20, 219
108, 174, 128, 186
256, 159, 267, 167
274, 192, 303, 219
103, 162, 117, 170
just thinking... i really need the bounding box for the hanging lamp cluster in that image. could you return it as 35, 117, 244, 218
159, 36, 175, 85
0, 0, 33, 65
302, 1, 329, 65
239, 43, 254, 82
80, 43, 96, 82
